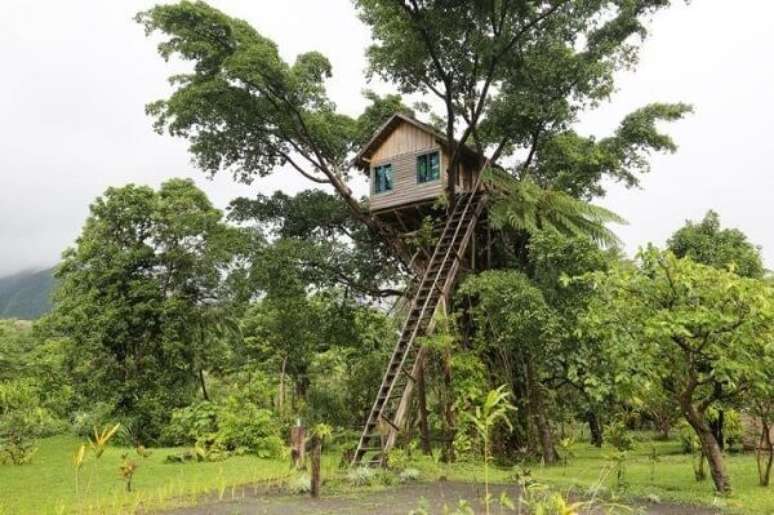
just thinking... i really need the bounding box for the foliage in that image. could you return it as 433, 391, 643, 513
90, 423, 121, 459
0, 378, 65, 465
486, 173, 626, 247
346, 466, 377, 487
228, 189, 403, 301
399, 467, 420, 482
287, 473, 311, 494
43, 179, 245, 442
463, 385, 516, 515
162, 398, 284, 459
604, 421, 635, 452
668, 210, 765, 278
582, 248, 774, 493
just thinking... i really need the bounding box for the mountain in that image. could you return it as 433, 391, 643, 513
0, 267, 56, 319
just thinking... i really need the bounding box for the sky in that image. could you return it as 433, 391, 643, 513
0, 0, 772, 276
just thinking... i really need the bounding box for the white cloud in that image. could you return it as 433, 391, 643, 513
0, 0, 771, 275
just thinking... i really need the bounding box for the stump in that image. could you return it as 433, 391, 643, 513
290, 425, 305, 469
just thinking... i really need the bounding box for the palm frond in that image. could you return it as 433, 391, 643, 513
484, 170, 625, 247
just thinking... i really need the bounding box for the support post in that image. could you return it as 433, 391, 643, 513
310, 434, 321, 498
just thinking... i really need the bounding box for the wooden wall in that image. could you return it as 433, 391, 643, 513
368, 120, 478, 212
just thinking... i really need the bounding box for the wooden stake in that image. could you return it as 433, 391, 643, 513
310, 434, 321, 498
290, 424, 305, 470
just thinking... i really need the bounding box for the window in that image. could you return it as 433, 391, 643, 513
417, 151, 440, 183
373, 163, 393, 193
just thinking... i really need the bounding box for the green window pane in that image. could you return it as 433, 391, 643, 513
429, 152, 440, 180
417, 152, 440, 183
417, 154, 427, 182
374, 164, 393, 193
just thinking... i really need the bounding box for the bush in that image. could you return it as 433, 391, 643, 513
677, 420, 699, 454
347, 466, 377, 486
0, 379, 66, 464
287, 473, 311, 494
161, 401, 219, 446
71, 402, 116, 439
604, 420, 635, 451
400, 468, 420, 482
215, 397, 281, 451
161, 396, 284, 459
255, 435, 286, 459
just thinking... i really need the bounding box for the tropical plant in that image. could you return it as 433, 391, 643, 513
89, 423, 120, 459
463, 385, 516, 515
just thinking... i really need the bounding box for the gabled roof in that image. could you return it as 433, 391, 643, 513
353, 112, 484, 171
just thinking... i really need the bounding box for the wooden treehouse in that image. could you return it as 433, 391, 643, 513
351, 113, 493, 466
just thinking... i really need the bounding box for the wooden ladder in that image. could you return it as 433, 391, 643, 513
351, 184, 487, 467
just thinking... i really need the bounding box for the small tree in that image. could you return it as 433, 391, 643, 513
464, 385, 516, 515
583, 249, 774, 494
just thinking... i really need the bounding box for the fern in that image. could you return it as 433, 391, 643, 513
484, 169, 625, 247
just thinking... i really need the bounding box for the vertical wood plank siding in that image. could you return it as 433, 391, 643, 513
368, 120, 478, 212
370, 148, 446, 211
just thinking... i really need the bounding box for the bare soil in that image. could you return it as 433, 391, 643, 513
159, 480, 720, 515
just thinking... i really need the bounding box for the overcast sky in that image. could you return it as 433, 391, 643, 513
1, 0, 772, 276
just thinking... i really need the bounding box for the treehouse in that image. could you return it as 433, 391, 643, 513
351, 113, 493, 468
354, 113, 486, 231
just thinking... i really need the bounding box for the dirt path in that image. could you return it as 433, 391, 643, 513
159, 481, 719, 515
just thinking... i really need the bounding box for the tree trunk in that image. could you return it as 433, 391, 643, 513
310, 434, 321, 498
586, 410, 603, 448
198, 368, 210, 401
710, 409, 725, 451
417, 363, 432, 456
683, 403, 731, 493
526, 357, 558, 464
757, 419, 773, 487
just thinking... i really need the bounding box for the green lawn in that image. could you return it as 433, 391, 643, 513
1, 434, 772, 514
0, 435, 293, 514
412, 438, 773, 514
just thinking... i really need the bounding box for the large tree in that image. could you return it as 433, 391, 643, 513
46, 179, 244, 440
229, 189, 403, 300
136, 0, 690, 249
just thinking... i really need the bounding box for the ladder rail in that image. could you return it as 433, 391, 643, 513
382, 194, 488, 454
352, 161, 491, 466
352, 214, 458, 462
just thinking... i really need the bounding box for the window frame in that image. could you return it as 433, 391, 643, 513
372, 163, 394, 194
416, 151, 441, 184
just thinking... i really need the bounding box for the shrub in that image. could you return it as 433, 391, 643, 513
255, 435, 286, 459
385, 447, 410, 470
161, 401, 219, 446
400, 468, 420, 482
677, 420, 698, 454
215, 397, 280, 451
287, 473, 311, 494
71, 402, 115, 439
161, 396, 284, 459
0, 379, 66, 464
604, 420, 635, 451
347, 466, 377, 486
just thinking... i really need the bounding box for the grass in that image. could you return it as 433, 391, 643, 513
0, 435, 293, 514
412, 436, 774, 514
1, 433, 772, 514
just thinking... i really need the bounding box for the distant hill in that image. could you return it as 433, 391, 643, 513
0, 267, 56, 319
